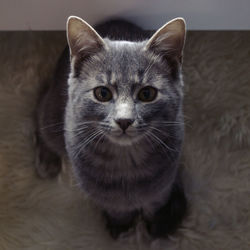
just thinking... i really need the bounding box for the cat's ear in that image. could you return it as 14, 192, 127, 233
66, 16, 106, 58
145, 18, 186, 63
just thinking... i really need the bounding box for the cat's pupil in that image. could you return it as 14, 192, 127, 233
143, 89, 150, 99
101, 88, 108, 97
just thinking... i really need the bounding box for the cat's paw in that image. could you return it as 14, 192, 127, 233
35, 159, 61, 179
105, 219, 134, 239
35, 142, 62, 178
103, 210, 138, 239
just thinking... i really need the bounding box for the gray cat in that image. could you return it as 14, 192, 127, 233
36, 16, 187, 239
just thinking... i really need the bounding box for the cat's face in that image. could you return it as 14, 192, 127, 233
65, 16, 186, 149
67, 40, 183, 146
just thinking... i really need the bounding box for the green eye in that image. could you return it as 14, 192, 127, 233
94, 86, 113, 102
138, 86, 157, 102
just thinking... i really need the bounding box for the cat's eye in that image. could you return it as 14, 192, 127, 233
138, 86, 157, 102
94, 86, 113, 102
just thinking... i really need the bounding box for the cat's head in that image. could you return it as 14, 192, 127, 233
65, 16, 186, 148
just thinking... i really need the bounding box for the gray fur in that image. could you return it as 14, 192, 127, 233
65, 36, 184, 215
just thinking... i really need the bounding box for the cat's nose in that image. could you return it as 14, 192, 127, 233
115, 119, 134, 131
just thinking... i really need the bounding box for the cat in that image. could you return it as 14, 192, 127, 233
36, 16, 187, 239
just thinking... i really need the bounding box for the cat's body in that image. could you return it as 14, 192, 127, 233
36, 17, 187, 239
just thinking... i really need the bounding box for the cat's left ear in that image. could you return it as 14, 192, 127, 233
145, 18, 186, 63
66, 16, 106, 58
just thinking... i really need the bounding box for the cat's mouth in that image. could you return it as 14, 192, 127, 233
107, 130, 143, 146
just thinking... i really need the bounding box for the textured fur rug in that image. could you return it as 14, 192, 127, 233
0, 31, 250, 250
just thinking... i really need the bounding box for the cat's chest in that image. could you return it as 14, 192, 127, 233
93, 144, 145, 168
86, 142, 150, 178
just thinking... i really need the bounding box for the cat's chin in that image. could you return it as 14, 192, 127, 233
107, 134, 142, 147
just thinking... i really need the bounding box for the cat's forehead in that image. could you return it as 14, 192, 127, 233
96, 39, 162, 84
104, 39, 147, 66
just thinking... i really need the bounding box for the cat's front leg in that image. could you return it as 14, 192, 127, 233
103, 209, 139, 239
143, 180, 187, 239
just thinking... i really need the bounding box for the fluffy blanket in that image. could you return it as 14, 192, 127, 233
0, 31, 249, 250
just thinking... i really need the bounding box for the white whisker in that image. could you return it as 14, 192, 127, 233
146, 130, 176, 152
72, 129, 103, 160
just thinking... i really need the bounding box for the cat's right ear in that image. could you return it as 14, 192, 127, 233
66, 16, 106, 59
145, 18, 186, 63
